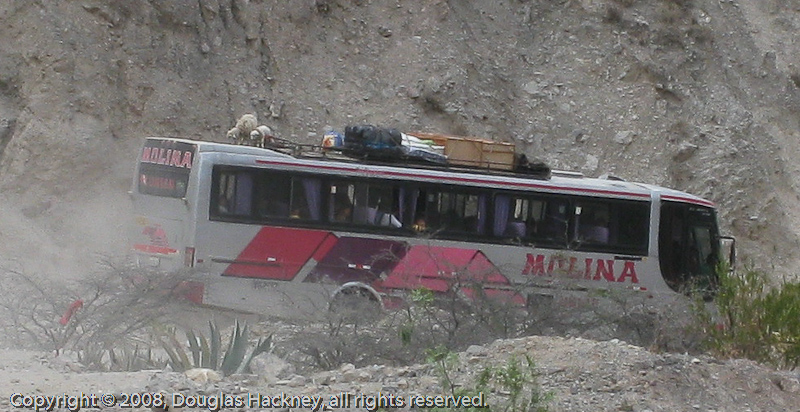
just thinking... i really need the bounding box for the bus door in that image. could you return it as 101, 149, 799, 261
130, 139, 196, 270
658, 201, 721, 296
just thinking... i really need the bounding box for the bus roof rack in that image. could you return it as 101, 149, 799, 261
551, 170, 584, 178
261, 134, 554, 180
599, 173, 626, 181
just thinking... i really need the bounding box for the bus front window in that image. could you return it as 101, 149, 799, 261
659, 202, 720, 296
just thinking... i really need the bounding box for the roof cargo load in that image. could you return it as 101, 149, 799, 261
343, 125, 404, 160
262, 123, 551, 179
408, 132, 516, 171
408, 132, 551, 179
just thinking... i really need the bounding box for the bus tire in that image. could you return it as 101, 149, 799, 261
329, 282, 383, 322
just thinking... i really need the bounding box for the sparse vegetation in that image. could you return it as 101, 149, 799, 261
426, 346, 550, 412
695, 266, 800, 370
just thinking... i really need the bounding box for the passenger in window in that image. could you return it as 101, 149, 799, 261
375, 210, 402, 228
334, 204, 352, 222
412, 217, 427, 232
504, 219, 527, 238
290, 207, 303, 219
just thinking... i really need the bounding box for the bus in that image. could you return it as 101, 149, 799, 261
130, 136, 732, 317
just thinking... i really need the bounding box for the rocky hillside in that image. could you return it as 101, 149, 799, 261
2, 0, 800, 280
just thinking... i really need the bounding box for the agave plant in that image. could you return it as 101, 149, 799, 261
161, 320, 273, 376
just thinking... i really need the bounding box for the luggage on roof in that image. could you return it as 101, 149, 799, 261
343, 125, 404, 160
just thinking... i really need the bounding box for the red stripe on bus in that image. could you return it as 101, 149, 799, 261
254, 159, 653, 199
133, 244, 179, 255
223, 227, 335, 280
661, 195, 715, 208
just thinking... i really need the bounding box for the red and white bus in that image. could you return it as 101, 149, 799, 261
130, 137, 731, 317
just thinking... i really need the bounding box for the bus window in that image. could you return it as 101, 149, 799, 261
291, 177, 321, 221
215, 170, 253, 216
138, 165, 190, 198
365, 183, 401, 228
329, 182, 355, 223
398, 187, 423, 229
409, 189, 436, 232
492, 194, 556, 245
494, 195, 535, 241
420, 189, 484, 235
539, 199, 570, 245
572, 200, 648, 255
256, 173, 291, 218
137, 139, 195, 198
575, 202, 610, 244
212, 168, 321, 222
659, 202, 720, 295
492, 193, 648, 254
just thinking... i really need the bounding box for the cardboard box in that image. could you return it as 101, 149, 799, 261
409, 132, 516, 171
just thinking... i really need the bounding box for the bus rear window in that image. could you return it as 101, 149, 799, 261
138, 165, 189, 198
137, 139, 195, 198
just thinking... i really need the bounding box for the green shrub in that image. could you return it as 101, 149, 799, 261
425, 346, 550, 412
697, 267, 800, 369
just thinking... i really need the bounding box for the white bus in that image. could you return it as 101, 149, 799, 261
130, 137, 731, 317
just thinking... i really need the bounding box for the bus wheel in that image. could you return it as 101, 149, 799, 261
329, 284, 383, 324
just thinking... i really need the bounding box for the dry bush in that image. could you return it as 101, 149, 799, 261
0, 259, 194, 371
520, 286, 704, 354
282, 283, 532, 372
281, 279, 706, 373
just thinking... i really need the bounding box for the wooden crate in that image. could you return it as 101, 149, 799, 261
409, 132, 450, 147
409, 132, 516, 171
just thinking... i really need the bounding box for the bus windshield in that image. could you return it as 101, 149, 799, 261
659, 201, 720, 296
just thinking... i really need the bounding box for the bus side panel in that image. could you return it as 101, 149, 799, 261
192, 223, 340, 318
306, 237, 408, 285
477, 244, 668, 295
223, 226, 337, 280
190, 223, 672, 315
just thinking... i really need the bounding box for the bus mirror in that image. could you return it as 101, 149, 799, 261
721, 235, 736, 272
